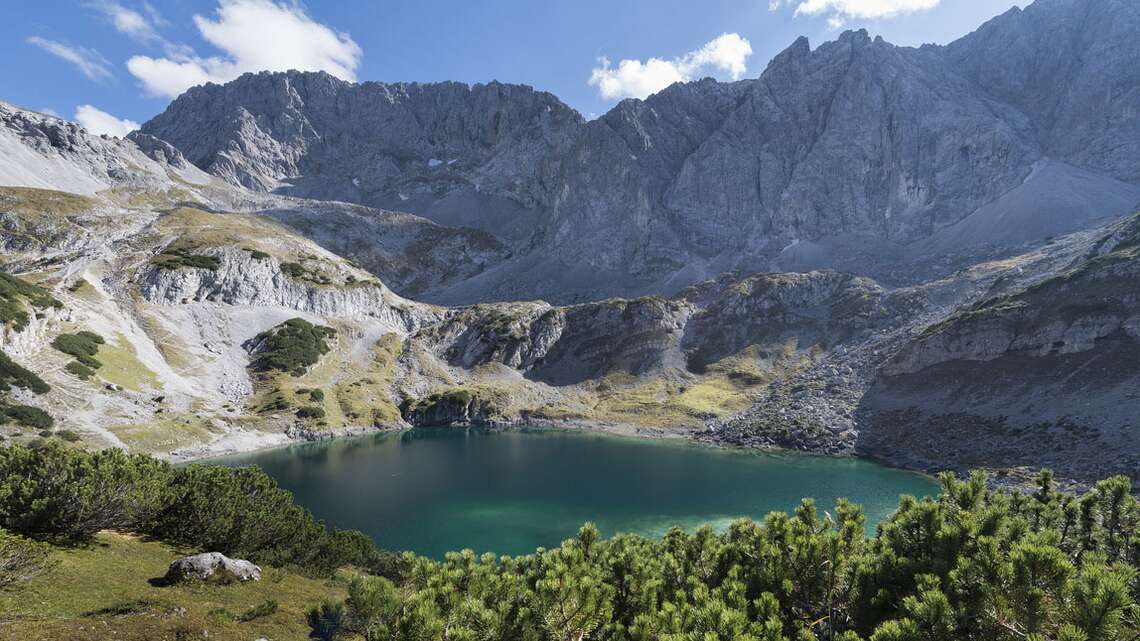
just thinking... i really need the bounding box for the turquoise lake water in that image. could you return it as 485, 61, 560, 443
218, 427, 938, 558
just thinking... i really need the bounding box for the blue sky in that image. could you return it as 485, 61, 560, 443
1, 0, 1024, 135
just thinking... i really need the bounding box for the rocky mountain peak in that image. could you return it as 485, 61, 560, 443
134, 0, 1140, 306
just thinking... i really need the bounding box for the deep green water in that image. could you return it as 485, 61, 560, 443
218, 428, 938, 558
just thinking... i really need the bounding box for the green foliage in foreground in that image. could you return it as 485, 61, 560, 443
0, 527, 53, 589
0, 444, 398, 576
250, 317, 336, 377
316, 471, 1140, 641
1, 442, 1137, 641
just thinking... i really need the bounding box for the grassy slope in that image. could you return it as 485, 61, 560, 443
0, 532, 347, 641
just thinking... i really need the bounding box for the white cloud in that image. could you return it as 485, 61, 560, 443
127, 0, 362, 98
589, 33, 753, 101
38, 108, 60, 117
26, 37, 113, 81
86, 1, 162, 43
74, 105, 140, 138
770, 0, 941, 28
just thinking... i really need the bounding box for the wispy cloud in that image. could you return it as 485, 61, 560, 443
74, 104, 140, 137
589, 33, 753, 101
127, 0, 362, 98
769, 0, 941, 28
26, 37, 114, 81
85, 0, 163, 43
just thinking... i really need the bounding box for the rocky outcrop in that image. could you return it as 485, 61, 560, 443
138, 246, 436, 334
411, 270, 925, 391
857, 213, 1140, 482
886, 215, 1140, 375
401, 388, 507, 427
165, 552, 261, 583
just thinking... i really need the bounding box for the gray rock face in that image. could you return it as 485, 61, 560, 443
857, 212, 1140, 482
166, 552, 261, 583
138, 247, 436, 333
138, 0, 1140, 303
0, 101, 210, 195
139, 74, 582, 242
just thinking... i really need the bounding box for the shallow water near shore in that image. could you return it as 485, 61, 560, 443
216, 427, 938, 558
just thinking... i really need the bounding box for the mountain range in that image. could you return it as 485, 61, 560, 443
138, 0, 1140, 305
1, 0, 1138, 485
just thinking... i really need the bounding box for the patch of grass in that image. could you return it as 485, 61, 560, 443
251, 330, 405, 429
0, 531, 346, 641
95, 333, 160, 392
108, 415, 216, 454
235, 598, 278, 622
0, 186, 95, 217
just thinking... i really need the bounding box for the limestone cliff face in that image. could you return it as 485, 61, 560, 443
946, 0, 1140, 184
138, 74, 582, 228
138, 247, 435, 334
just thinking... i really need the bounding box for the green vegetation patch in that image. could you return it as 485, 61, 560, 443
0, 403, 54, 430
7, 450, 1140, 641
0, 271, 61, 332
152, 247, 221, 271
0, 527, 53, 589
249, 318, 336, 377
64, 361, 96, 380
0, 349, 49, 394
295, 406, 326, 420
95, 333, 160, 392
279, 261, 334, 285
52, 330, 105, 375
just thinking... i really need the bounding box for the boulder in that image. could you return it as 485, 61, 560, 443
165, 552, 261, 583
